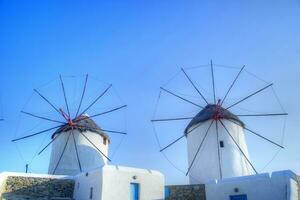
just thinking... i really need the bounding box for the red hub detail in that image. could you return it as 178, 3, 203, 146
213, 99, 222, 120
59, 108, 76, 126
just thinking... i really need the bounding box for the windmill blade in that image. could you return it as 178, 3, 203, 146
34, 89, 61, 116
79, 84, 112, 116
181, 67, 209, 105
159, 119, 207, 152
21, 111, 65, 124
186, 120, 214, 176
12, 125, 64, 142
53, 132, 71, 174
211, 60, 216, 104
219, 120, 258, 174
75, 74, 88, 118
186, 120, 206, 135
215, 120, 222, 179
221, 65, 245, 105
59, 75, 71, 118
101, 129, 127, 135
226, 83, 273, 110
79, 132, 111, 161
160, 87, 204, 108
227, 119, 284, 148
160, 135, 185, 152
151, 117, 194, 122
236, 113, 288, 117
38, 133, 62, 155
84, 105, 127, 120
71, 128, 82, 172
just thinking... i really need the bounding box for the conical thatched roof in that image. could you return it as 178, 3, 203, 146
52, 115, 109, 141
185, 104, 244, 134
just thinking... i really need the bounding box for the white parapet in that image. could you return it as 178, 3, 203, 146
205, 170, 299, 200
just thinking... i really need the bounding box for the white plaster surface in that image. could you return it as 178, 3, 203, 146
48, 129, 109, 175
187, 119, 253, 184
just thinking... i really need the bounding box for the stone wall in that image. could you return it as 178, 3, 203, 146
1, 176, 74, 200
165, 184, 206, 200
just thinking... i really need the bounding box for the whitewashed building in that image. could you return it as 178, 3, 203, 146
47, 115, 165, 200
205, 170, 299, 200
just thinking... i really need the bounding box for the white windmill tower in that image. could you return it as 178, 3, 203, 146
12, 75, 127, 175
152, 61, 286, 184
48, 114, 110, 175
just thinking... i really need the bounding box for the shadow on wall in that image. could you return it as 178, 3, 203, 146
1, 176, 74, 200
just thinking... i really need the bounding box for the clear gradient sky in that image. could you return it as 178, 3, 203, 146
0, 1, 300, 184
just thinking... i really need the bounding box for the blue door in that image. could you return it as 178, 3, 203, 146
130, 183, 139, 200
230, 194, 247, 200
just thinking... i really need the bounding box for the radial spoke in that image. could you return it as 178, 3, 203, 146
185, 120, 206, 134
186, 120, 214, 176
80, 105, 127, 120
75, 74, 88, 118
80, 132, 111, 161
160, 135, 185, 152
21, 111, 65, 124
71, 128, 82, 172
12, 125, 64, 142
221, 65, 245, 105
53, 132, 71, 174
160, 87, 204, 108
34, 89, 61, 116
76, 124, 127, 135
181, 67, 209, 105
101, 129, 127, 135
215, 120, 222, 179
211, 60, 216, 104
151, 117, 194, 122
219, 120, 258, 174
226, 83, 273, 110
236, 113, 288, 117
79, 84, 112, 116
227, 119, 284, 148
59, 75, 71, 118
38, 133, 62, 155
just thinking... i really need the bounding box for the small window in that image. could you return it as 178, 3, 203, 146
220, 141, 224, 148
89, 187, 93, 199
103, 138, 107, 145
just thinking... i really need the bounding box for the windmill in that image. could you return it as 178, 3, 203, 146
152, 61, 287, 184
12, 75, 127, 175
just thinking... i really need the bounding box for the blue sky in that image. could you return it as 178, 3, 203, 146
0, 0, 300, 184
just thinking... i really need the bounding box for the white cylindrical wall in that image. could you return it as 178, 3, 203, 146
187, 119, 253, 184
48, 129, 109, 175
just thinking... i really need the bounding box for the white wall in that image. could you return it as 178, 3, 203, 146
205, 170, 299, 200
73, 165, 165, 200
187, 119, 253, 184
48, 129, 109, 175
